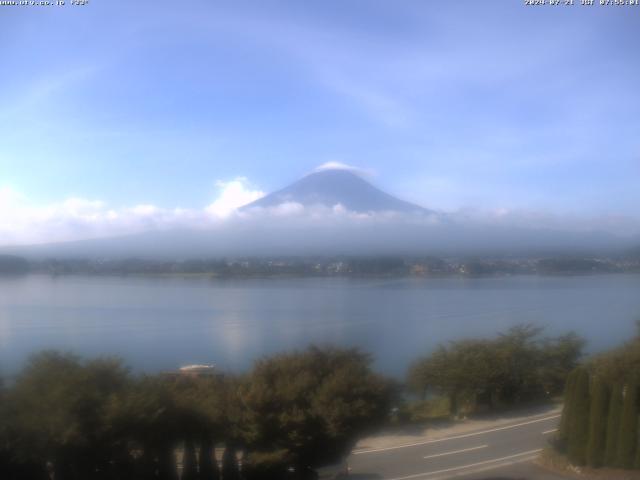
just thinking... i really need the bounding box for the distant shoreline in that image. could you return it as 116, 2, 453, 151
3, 271, 640, 281
2, 253, 640, 278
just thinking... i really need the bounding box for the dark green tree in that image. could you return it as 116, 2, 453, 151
242, 449, 291, 480
539, 332, 585, 396
493, 324, 546, 404
558, 369, 578, 448
241, 346, 393, 476
616, 380, 639, 469
199, 437, 220, 480
567, 368, 590, 465
408, 345, 459, 411
157, 442, 179, 480
408, 325, 583, 418
221, 445, 240, 480
408, 339, 513, 416
7, 351, 131, 480
106, 376, 182, 480
0, 376, 19, 480
166, 375, 226, 480
591, 325, 640, 386
181, 440, 198, 480
604, 381, 624, 467
586, 377, 609, 467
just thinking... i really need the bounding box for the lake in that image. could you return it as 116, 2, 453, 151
1, 274, 639, 378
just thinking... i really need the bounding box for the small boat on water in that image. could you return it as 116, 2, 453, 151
164, 364, 222, 379
179, 364, 216, 374
178, 364, 221, 378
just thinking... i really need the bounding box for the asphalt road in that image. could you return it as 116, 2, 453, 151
347, 411, 569, 480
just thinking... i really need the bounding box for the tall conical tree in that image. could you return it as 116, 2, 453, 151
199, 437, 220, 480
616, 381, 639, 469
558, 369, 578, 449
586, 377, 610, 467
182, 440, 198, 480
604, 381, 624, 467
158, 443, 179, 480
222, 445, 240, 480
568, 368, 590, 465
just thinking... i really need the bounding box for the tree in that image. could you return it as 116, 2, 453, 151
539, 333, 585, 396
166, 375, 226, 480
198, 437, 220, 480
586, 377, 609, 467
0, 376, 17, 479
616, 381, 639, 469
604, 381, 624, 467
242, 449, 291, 480
106, 376, 182, 480
408, 345, 452, 415
408, 345, 455, 405
493, 324, 546, 404
567, 368, 590, 465
408, 338, 520, 416
7, 351, 131, 480
221, 445, 240, 480
591, 326, 640, 386
241, 346, 393, 476
408, 325, 584, 417
181, 440, 198, 480
558, 369, 577, 449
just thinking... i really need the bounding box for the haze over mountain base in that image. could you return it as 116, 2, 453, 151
1, 219, 634, 260
1, 168, 637, 259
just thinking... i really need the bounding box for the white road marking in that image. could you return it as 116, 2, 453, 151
423, 444, 487, 459
424, 454, 540, 480
353, 414, 560, 455
542, 428, 558, 434
385, 449, 542, 480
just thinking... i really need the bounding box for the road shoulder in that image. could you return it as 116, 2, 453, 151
354, 404, 562, 454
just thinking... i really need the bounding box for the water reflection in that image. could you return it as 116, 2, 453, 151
0, 274, 639, 376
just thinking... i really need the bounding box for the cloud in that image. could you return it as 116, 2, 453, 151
0, 190, 184, 245
0, 179, 265, 246
128, 204, 159, 216
1, 176, 639, 250
451, 208, 640, 237
205, 177, 264, 219
0, 186, 25, 209
313, 162, 374, 178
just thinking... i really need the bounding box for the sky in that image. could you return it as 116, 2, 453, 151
1, 1, 639, 245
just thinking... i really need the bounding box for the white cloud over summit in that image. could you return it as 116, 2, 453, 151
313, 162, 373, 177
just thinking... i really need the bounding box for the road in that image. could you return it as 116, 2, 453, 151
347, 411, 569, 480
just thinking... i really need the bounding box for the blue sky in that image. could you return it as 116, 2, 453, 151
1, 1, 639, 244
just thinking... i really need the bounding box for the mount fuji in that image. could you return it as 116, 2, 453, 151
241, 168, 431, 214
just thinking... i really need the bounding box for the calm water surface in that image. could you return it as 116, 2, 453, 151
1, 274, 639, 377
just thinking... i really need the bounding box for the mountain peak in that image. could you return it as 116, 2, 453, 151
240, 168, 430, 214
